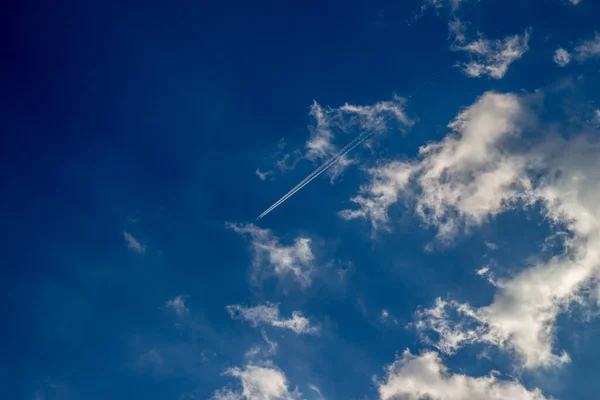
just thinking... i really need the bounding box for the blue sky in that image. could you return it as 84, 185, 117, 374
4, 0, 600, 399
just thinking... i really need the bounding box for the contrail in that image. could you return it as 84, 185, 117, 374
257, 129, 375, 220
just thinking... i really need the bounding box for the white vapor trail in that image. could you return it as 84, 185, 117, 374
257, 129, 375, 220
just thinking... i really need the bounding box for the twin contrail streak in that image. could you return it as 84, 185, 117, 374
257, 129, 375, 220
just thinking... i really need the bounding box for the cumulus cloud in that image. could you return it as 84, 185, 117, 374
574, 32, 600, 61
414, 134, 600, 368
123, 231, 145, 253
212, 363, 302, 400
377, 350, 548, 400
226, 303, 317, 335
456, 31, 530, 79
553, 48, 571, 67
344, 90, 600, 368
341, 92, 530, 238
227, 223, 315, 287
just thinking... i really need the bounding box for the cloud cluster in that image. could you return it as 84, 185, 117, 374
212, 363, 302, 400
227, 303, 317, 335
377, 350, 548, 400
227, 223, 315, 287
343, 90, 600, 368
554, 33, 600, 66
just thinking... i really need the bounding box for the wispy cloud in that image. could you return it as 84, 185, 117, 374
165, 295, 189, 316
226, 303, 317, 334
377, 350, 548, 399
255, 169, 273, 181
456, 31, 530, 79
306, 96, 413, 166
421, 0, 469, 42
123, 231, 145, 253
419, 2, 529, 78
227, 223, 315, 287
380, 309, 399, 325
574, 32, 600, 61
244, 329, 278, 359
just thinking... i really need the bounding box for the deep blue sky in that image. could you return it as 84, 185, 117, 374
3, 0, 600, 399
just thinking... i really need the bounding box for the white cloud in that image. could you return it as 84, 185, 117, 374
568, 0, 581, 4
421, 0, 469, 43
304, 96, 413, 179
416, 133, 600, 368
553, 48, 571, 67
574, 32, 600, 61
227, 303, 317, 334
339, 161, 415, 231
423, 0, 467, 11
165, 295, 188, 316
308, 385, 325, 400
227, 223, 315, 287
456, 31, 530, 79
377, 350, 548, 400
123, 231, 145, 253
380, 309, 398, 325
244, 329, 278, 359
256, 169, 273, 181
306, 102, 338, 162
342, 92, 530, 238
212, 363, 302, 400
345, 90, 600, 368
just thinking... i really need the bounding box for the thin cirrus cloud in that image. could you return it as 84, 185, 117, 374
421, 0, 469, 42
164, 295, 189, 316
305, 95, 414, 181
226, 303, 317, 335
455, 31, 531, 79
420, 0, 529, 78
244, 329, 279, 359
574, 32, 600, 61
342, 90, 600, 369
258, 96, 413, 184
377, 350, 548, 400
123, 231, 145, 253
227, 223, 315, 287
